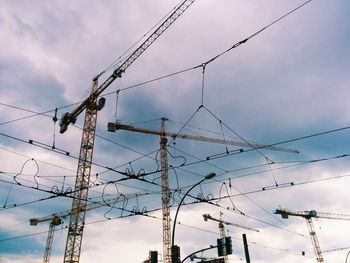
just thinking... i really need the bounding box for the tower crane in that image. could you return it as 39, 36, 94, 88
108, 120, 284, 263
30, 193, 146, 263
203, 213, 259, 233
274, 208, 350, 263
107, 121, 299, 153
57, 1, 197, 262
203, 213, 258, 263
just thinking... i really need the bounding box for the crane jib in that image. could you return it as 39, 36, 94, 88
107, 121, 299, 154
59, 0, 197, 134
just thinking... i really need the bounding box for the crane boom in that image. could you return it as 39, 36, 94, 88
107, 121, 299, 153
59, 0, 196, 134
274, 208, 350, 221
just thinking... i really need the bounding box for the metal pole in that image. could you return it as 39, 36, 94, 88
242, 234, 251, 263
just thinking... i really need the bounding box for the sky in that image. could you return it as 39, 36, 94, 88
1, 0, 350, 262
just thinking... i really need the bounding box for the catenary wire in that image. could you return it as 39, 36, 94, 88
0, 0, 313, 129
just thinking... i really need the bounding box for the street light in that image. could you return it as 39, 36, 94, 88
171, 172, 216, 263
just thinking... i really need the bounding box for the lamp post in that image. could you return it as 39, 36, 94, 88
171, 172, 216, 263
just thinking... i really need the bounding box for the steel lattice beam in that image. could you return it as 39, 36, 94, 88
160, 119, 171, 263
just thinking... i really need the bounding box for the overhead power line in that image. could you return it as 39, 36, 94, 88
0, 0, 313, 130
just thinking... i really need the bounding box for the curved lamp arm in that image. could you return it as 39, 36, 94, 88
171, 172, 216, 248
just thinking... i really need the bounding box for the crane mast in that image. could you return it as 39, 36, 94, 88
63, 80, 99, 263
57, 1, 197, 262
160, 118, 171, 263
44, 217, 63, 263
305, 217, 323, 263
275, 208, 350, 263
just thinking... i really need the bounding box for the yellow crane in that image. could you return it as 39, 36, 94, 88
275, 208, 350, 263
108, 119, 293, 263
30, 193, 146, 263
57, 1, 197, 262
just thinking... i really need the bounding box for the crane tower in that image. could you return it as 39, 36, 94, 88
58, 1, 197, 262
108, 120, 291, 263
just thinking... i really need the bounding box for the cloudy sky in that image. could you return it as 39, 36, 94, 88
1, 0, 350, 262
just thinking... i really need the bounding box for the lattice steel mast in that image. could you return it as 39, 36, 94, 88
63, 80, 100, 263
58, 1, 197, 262
160, 118, 171, 263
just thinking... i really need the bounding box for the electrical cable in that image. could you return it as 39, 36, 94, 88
100, 0, 186, 76
0, 145, 75, 173
3, 119, 349, 217
0, 101, 76, 126
0, 0, 314, 131
0, 131, 154, 179
223, 153, 350, 181
346, 250, 350, 263
199, 0, 313, 67
202, 105, 271, 160
172, 190, 304, 237
211, 172, 350, 201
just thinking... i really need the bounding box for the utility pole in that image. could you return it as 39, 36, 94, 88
242, 234, 251, 263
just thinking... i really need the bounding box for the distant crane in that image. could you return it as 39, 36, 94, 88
57, 1, 197, 262
30, 193, 146, 263
203, 213, 259, 233
275, 208, 350, 263
108, 119, 291, 263
203, 213, 258, 263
